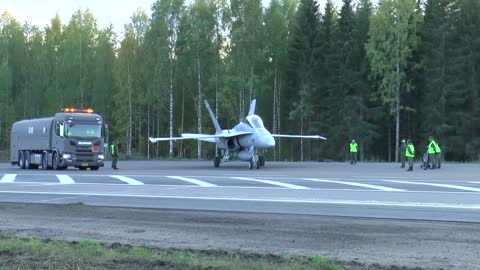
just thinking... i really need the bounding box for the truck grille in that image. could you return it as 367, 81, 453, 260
75, 153, 96, 162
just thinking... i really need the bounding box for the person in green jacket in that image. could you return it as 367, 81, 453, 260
350, 139, 358, 164
427, 136, 437, 170
405, 139, 415, 171
110, 140, 119, 170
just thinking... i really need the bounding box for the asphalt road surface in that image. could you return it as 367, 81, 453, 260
1, 160, 480, 269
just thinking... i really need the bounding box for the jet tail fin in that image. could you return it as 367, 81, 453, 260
204, 100, 222, 133
248, 99, 256, 116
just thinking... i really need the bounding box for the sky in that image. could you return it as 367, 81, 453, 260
2, 0, 344, 34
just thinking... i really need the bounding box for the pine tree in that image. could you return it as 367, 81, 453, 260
286, 0, 320, 160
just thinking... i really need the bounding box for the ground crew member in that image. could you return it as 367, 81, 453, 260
434, 140, 442, 169
406, 139, 415, 171
399, 139, 406, 168
110, 140, 119, 170
427, 136, 437, 169
350, 139, 358, 164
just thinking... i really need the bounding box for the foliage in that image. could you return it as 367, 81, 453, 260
0, 0, 479, 161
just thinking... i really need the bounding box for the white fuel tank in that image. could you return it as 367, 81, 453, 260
237, 150, 252, 161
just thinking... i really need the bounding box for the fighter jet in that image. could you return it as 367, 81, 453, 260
149, 99, 326, 169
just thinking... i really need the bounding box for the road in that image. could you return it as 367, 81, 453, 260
1, 161, 480, 269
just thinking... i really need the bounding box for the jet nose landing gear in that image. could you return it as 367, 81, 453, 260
248, 146, 261, 169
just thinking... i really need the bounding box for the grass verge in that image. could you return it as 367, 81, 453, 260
0, 235, 342, 270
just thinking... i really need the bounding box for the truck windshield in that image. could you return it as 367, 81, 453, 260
66, 124, 101, 138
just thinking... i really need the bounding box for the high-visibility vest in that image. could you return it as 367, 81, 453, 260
434, 142, 441, 153
110, 144, 116, 155
350, 143, 358, 153
428, 141, 436, 154
406, 143, 415, 158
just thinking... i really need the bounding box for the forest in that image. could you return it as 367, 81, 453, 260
0, 0, 479, 162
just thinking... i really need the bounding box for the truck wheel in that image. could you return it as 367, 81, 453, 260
52, 153, 59, 170
90, 166, 99, 171
78, 167, 87, 171
19, 151, 25, 169
24, 151, 32, 169
42, 154, 49, 170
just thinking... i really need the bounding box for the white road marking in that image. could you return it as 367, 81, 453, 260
110, 175, 144, 185
385, 180, 480, 192
0, 174, 16, 183
56, 175, 75, 184
304, 178, 405, 192
231, 177, 309, 189
470, 182, 480, 184
38, 195, 89, 203
0, 190, 479, 209
166, 176, 217, 187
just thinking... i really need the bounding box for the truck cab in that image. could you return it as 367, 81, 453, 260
10, 108, 106, 170
52, 110, 105, 170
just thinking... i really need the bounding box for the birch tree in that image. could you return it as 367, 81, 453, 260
367, 0, 421, 162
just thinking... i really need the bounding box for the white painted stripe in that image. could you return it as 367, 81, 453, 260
0, 174, 16, 183
470, 182, 480, 184
386, 180, 480, 192
166, 176, 217, 187
110, 175, 144, 185
1, 190, 480, 209
232, 177, 309, 190
56, 175, 75, 184
304, 178, 405, 192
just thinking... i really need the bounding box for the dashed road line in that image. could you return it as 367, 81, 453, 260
385, 180, 480, 192
0, 174, 16, 183
56, 175, 75, 184
166, 176, 217, 187
303, 178, 405, 192
231, 177, 309, 189
110, 175, 144, 185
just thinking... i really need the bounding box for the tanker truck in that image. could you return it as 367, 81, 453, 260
10, 108, 105, 170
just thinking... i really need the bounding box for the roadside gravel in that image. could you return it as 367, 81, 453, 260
1, 203, 478, 270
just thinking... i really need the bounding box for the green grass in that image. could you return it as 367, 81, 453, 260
0, 235, 343, 270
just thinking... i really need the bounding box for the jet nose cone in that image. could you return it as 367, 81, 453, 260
263, 136, 275, 148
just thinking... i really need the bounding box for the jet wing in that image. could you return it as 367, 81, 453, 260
271, 134, 327, 140
149, 137, 191, 143
182, 131, 252, 139
149, 131, 253, 144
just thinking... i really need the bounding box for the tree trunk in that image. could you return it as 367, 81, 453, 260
388, 125, 392, 162
156, 109, 160, 158
197, 57, 202, 160
147, 104, 150, 159
180, 86, 185, 158
277, 77, 281, 160
395, 63, 400, 163
169, 57, 174, 158
215, 52, 219, 157
273, 59, 277, 161
127, 60, 132, 157
300, 114, 304, 161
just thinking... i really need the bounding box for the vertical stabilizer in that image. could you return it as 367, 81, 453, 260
248, 99, 256, 116
204, 100, 222, 133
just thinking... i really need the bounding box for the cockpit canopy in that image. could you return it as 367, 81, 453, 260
246, 115, 265, 129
